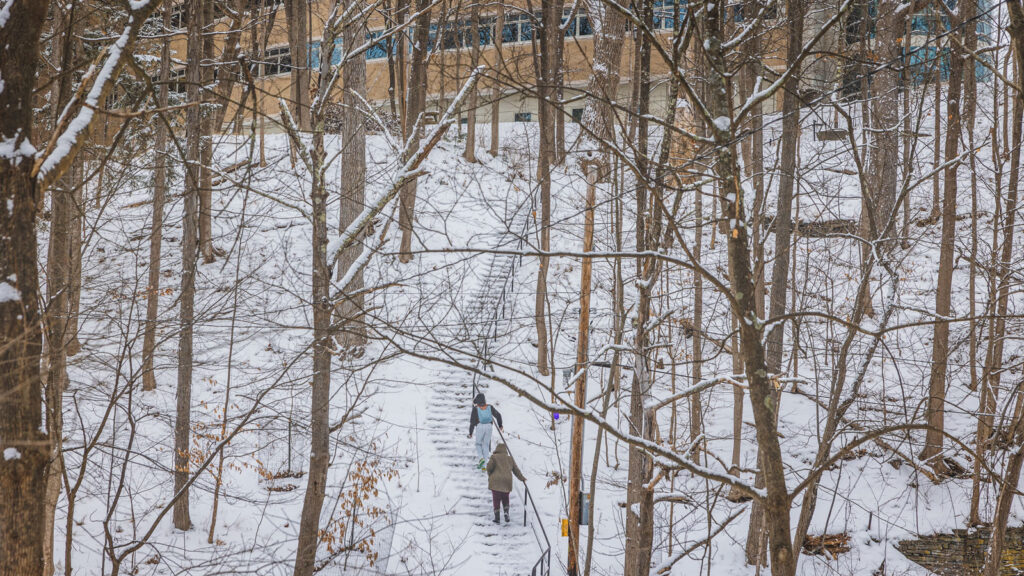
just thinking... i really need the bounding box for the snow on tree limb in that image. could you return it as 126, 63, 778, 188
326, 66, 485, 268
32, 0, 162, 190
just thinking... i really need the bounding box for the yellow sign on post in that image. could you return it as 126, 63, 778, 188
561, 518, 569, 537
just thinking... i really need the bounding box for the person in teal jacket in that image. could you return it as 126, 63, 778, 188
468, 393, 503, 469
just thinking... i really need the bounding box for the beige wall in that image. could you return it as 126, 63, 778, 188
159, 1, 789, 131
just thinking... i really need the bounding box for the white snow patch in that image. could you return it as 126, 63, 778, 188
713, 116, 731, 132
3, 447, 21, 461
0, 132, 37, 165
0, 0, 14, 29
0, 282, 19, 303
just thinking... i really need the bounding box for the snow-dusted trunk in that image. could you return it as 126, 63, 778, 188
337, 2, 368, 350
980, 0, 1024, 545
0, 4, 49, 575
44, 3, 80, 571
581, 0, 628, 158
399, 0, 431, 263
921, 7, 964, 470
175, 0, 206, 531
748, 0, 803, 562
625, 7, 658, 571
859, 0, 901, 316
293, 107, 333, 576
702, 2, 796, 574
983, 2, 1023, 474
144, 3, 172, 392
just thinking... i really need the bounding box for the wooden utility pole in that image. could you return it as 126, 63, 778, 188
567, 163, 598, 576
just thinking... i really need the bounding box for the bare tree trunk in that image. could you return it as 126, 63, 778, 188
625, 5, 657, 572
43, 2, 78, 571
747, 0, 803, 562
336, 1, 368, 350
921, 13, 964, 470
399, 0, 431, 263
0, 4, 48, 569
534, 0, 561, 376
199, 0, 217, 264
464, 2, 481, 163
284, 0, 311, 131
983, 5, 1023, 475
691, 183, 704, 460
175, 0, 206, 531
581, 0, 628, 157
703, 1, 796, 573
567, 166, 597, 576
489, 8, 505, 156
292, 8, 341, 569
144, 4, 173, 392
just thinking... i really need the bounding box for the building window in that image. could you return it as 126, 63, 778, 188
366, 31, 388, 60
514, 112, 532, 122
261, 46, 291, 76
151, 68, 187, 94
169, 4, 187, 29
653, 1, 686, 29
571, 108, 584, 123
502, 13, 535, 43
563, 11, 594, 37
428, 18, 497, 52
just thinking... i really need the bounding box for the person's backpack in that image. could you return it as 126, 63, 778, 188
477, 406, 493, 425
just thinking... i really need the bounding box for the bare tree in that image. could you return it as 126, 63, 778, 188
175, 0, 207, 531
285, 0, 312, 131
144, 2, 173, 392
399, 0, 432, 263
337, 0, 369, 350
921, 6, 964, 471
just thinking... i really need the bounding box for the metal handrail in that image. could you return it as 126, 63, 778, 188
468, 193, 550, 575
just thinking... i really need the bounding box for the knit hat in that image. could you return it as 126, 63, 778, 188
473, 393, 486, 406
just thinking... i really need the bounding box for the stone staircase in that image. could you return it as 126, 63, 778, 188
424, 367, 536, 575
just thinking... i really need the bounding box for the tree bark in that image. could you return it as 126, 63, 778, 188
746, 0, 803, 562
464, 2, 481, 163
199, 0, 217, 263
489, 8, 505, 156
284, 0, 311, 131
44, 2, 80, 570
921, 9, 964, 470
399, 0, 431, 263
336, 1, 368, 351
144, 3, 173, 392
567, 166, 597, 576
175, 0, 206, 531
292, 7, 341, 570
702, 1, 796, 573
533, 1, 561, 376
625, 5, 658, 573
581, 0, 628, 159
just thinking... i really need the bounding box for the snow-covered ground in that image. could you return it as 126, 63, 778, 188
49, 87, 1024, 576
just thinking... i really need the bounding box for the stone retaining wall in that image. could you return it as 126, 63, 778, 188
897, 527, 1024, 575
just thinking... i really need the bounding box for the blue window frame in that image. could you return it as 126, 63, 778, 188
308, 38, 344, 69
366, 30, 388, 60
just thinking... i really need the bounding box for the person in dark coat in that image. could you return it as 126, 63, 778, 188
486, 443, 526, 523
468, 392, 503, 469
